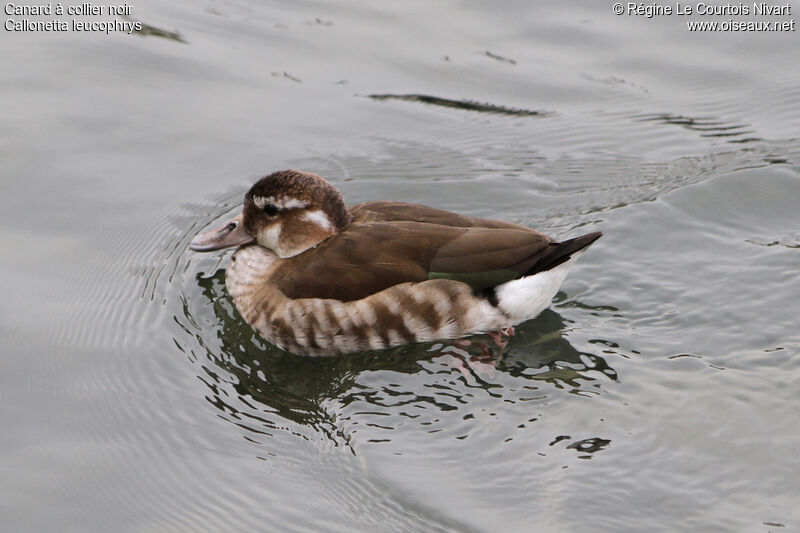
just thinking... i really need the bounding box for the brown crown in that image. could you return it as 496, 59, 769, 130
244, 170, 352, 229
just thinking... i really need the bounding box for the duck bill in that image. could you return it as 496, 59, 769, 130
189, 213, 255, 251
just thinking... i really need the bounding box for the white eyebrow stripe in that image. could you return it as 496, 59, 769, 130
252, 196, 277, 210
252, 196, 309, 210
301, 209, 334, 231
279, 197, 310, 209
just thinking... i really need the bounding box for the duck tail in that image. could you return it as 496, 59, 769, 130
524, 231, 603, 276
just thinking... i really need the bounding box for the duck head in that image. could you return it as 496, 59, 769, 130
189, 170, 352, 257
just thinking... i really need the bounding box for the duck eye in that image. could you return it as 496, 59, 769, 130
262, 204, 279, 217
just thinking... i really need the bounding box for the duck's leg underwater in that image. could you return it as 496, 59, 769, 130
487, 326, 516, 349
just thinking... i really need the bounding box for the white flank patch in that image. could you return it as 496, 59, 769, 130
494, 256, 578, 323
301, 209, 334, 232
463, 299, 506, 333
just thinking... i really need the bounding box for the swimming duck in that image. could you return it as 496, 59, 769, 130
189, 170, 601, 356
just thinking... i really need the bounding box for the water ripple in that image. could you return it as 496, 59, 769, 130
367, 93, 553, 117
634, 112, 758, 143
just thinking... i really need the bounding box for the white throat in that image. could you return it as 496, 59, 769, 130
261, 223, 285, 256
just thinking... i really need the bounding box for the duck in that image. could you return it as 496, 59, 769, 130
189, 170, 601, 356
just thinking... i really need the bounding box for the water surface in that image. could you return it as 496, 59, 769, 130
2, 1, 799, 532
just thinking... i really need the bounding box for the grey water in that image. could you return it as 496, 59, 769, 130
2, 1, 799, 532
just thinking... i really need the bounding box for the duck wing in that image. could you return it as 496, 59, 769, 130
272, 203, 599, 301
349, 201, 535, 230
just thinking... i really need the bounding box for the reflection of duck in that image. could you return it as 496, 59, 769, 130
190, 170, 601, 356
